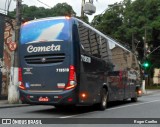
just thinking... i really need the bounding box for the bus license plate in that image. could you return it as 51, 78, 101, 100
39, 97, 49, 102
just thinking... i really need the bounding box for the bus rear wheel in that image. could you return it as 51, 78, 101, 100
131, 92, 138, 102
131, 97, 138, 102
98, 88, 108, 111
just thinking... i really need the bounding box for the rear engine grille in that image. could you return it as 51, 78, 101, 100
24, 53, 65, 64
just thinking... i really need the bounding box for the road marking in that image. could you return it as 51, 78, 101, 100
148, 93, 160, 97
59, 111, 99, 118
59, 99, 160, 118
107, 99, 160, 110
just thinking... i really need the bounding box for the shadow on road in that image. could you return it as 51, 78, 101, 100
29, 105, 98, 116
27, 100, 142, 116
108, 100, 134, 108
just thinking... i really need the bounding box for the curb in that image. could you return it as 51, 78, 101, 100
142, 93, 152, 96
142, 90, 160, 96
0, 103, 30, 109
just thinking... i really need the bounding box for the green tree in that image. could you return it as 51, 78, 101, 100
50, 3, 76, 17
91, 2, 127, 47
76, 15, 89, 23
9, 3, 76, 20
91, 0, 160, 79
91, 0, 160, 60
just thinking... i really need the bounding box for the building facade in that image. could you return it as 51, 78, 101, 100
153, 68, 160, 84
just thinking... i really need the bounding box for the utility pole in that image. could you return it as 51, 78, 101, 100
81, 0, 85, 18
8, 0, 22, 104
15, 0, 22, 67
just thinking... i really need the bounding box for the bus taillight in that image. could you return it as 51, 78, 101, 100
18, 68, 26, 90
65, 65, 77, 90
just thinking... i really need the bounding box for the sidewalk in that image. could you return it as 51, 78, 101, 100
143, 89, 160, 96
0, 100, 29, 108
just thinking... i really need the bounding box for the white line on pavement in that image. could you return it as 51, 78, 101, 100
107, 99, 160, 111
59, 111, 99, 118
59, 99, 160, 118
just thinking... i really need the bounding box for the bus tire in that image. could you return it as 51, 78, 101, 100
131, 97, 138, 102
54, 105, 63, 109
131, 92, 138, 102
98, 88, 108, 111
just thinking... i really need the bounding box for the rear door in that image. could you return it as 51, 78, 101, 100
19, 18, 72, 91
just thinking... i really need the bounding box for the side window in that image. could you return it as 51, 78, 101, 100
108, 40, 116, 50
89, 31, 111, 60
99, 36, 110, 61
89, 30, 100, 58
78, 23, 91, 55
78, 22, 111, 60
110, 44, 130, 71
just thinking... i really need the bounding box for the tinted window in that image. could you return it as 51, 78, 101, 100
78, 22, 110, 60
20, 19, 70, 44
78, 23, 91, 55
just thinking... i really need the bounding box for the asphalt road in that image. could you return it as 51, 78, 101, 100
0, 92, 160, 127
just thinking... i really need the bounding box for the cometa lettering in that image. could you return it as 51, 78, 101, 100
27, 44, 61, 53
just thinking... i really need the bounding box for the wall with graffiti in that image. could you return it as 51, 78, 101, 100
0, 14, 15, 98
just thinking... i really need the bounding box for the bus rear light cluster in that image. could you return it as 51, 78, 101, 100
18, 68, 26, 90
65, 65, 77, 90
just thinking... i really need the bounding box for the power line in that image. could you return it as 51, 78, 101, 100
37, 0, 52, 8
4, 0, 12, 15
5, 0, 8, 14
30, 0, 39, 6
7, 0, 12, 14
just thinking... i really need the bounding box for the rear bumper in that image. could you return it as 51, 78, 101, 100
19, 89, 78, 105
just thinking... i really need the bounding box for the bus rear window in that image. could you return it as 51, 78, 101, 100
20, 19, 70, 44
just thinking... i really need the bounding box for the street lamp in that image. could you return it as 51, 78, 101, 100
81, 0, 96, 17
83, 2, 96, 15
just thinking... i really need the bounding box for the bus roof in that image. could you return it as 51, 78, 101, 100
23, 16, 131, 52
22, 16, 68, 24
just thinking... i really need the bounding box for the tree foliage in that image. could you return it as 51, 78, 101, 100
91, 0, 160, 60
9, 2, 90, 23
9, 2, 76, 21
